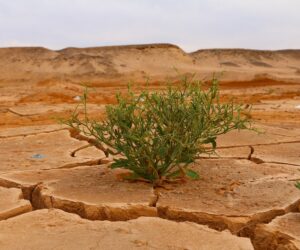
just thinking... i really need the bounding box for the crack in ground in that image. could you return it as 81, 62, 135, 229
0, 173, 158, 222
2, 173, 299, 229
149, 189, 160, 207
217, 140, 300, 149
0, 177, 40, 219
247, 146, 254, 160
207, 145, 300, 167
0, 159, 112, 176
266, 132, 300, 138
237, 199, 300, 239
28, 183, 158, 221
1, 172, 299, 250
0, 128, 68, 139
1, 129, 299, 245
201, 156, 300, 167
155, 194, 300, 240
258, 161, 300, 167
7, 108, 31, 117
57, 158, 110, 170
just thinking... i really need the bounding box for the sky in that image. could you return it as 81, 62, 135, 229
0, 0, 299, 52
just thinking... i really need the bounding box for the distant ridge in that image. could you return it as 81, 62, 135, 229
1, 43, 299, 53
0, 43, 299, 85
1, 43, 181, 52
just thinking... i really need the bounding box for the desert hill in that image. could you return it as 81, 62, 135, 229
191, 48, 300, 82
0, 44, 299, 86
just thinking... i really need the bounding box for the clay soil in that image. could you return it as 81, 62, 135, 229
0, 44, 300, 250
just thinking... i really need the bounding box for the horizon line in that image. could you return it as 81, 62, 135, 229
0, 42, 300, 54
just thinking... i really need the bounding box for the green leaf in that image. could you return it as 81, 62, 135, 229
186, 169, 200, 180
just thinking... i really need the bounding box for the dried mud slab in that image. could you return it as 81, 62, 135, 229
0, 187, 32, 220
157, 159, 300, 234
215, 142, 300, 166
253, 142, 300, 166
216, 124, 300, 148
0, 165, 156, 220
0, 130, 105, 173
252, 213, 300, 250
253, 100, 300, 113
215, 146, 251, 159
0, 209, 254, 250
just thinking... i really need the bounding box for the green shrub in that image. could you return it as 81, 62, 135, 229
64, 78, 252, 186
296, 182, 300, 189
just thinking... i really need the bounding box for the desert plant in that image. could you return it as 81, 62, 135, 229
64, 77, 252, 186
296, 182, 300, 189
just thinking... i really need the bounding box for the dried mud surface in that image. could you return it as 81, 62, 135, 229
0, 44, 300, 249
0, 209, 253, 250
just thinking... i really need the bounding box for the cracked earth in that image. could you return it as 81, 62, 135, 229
2, 125, 300, 250
1, 77, 300, 249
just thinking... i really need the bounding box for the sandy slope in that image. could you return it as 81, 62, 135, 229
0, 44, 299, 86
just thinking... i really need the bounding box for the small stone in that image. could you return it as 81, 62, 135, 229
73, 96, 81, 101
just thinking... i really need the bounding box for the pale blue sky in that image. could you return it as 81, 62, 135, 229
0, 0, 299, 52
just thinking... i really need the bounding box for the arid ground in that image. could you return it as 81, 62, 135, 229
0, 44, 300, 249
